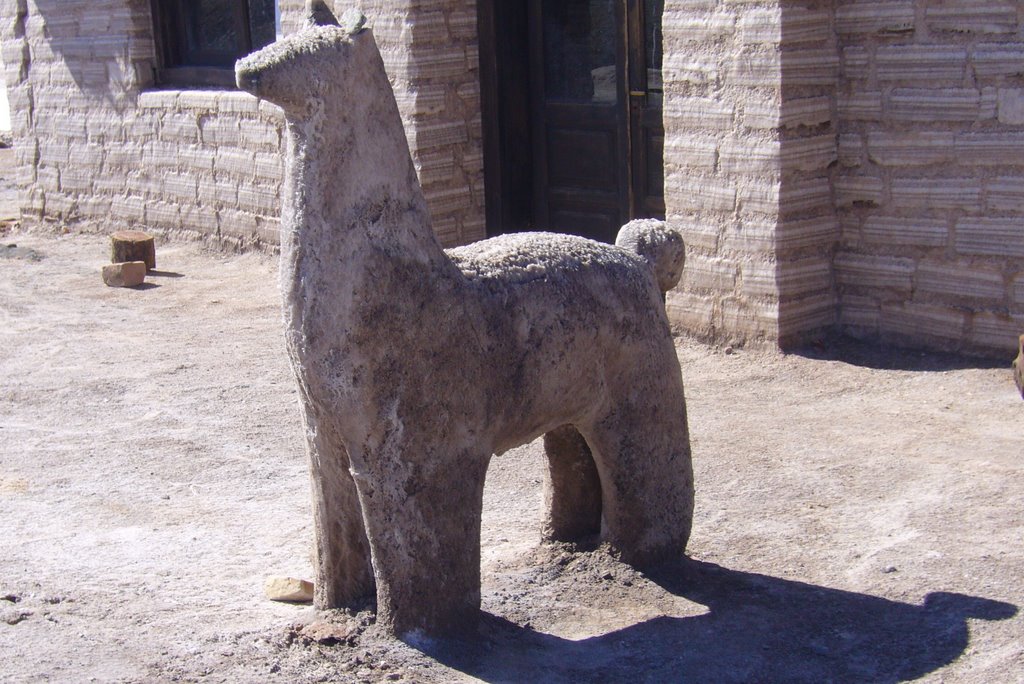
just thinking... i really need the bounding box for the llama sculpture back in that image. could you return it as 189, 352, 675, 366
236, 3, 694, 637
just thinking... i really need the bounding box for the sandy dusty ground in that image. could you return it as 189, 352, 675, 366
1, 229, 1022, 683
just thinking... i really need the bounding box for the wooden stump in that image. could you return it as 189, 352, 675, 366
111, 230, 156, 271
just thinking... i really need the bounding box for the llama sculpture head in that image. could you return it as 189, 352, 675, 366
235, 5, 369, 117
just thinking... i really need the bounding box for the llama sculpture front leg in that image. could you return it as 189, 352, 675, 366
299, 402, 375, 608
349, 436, 491, 636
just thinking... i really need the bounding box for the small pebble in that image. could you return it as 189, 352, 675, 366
882, 565, 898, 574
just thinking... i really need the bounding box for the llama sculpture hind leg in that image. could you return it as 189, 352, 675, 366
542, 425, 602, 542
300, 406, 375, 608
580, 380, 694, 567
351, 439, 491, 637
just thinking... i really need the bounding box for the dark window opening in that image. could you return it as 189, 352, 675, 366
151, 0, 277, 88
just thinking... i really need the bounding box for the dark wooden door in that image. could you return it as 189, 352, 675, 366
528, 0, 628, 243
479, 0, 664, 241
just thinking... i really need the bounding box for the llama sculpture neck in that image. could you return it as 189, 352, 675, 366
273, 29, 452, 315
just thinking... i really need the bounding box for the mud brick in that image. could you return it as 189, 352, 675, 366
916, 262, 1005, 302
214, 149, 256, 179
926, 3, 1018, 34
663, 53, 719, 85
969, 313, 1024, 354
777, 216, 839, 253
955, 133, 1024, 166
729, 49, 780, 87
663, 10, 735, 41
842, 47, 871, 80
101, 261, 146, 288
669, 175, 737, 213
781, 48, 841, 86
780, 135, 837, 173
664, 97, 734, 129
217, 91, 260, 115
666, 135, 718, 170
145, 201, 180, 227
394, 85, 447, 118
722, 298, 780, 339
862, 216, 948, 248
779, 178, 831, 217
835, 1, 914, 34
736, 180, 780, 215
986, 177, 1024, 212
881, 303, 968, 346
740, 260, 776, 298
997, 89, 1024, 125
687, 253, 738, 292
777, 257, 833, 298
838, 134, 864, 168
162, 173, 198, 202
840, 295, 881, 330
721, 139, 779, 174
138, 89, 179, 111
888, 88, 981, 122
254, 152, 284, 183
971, 45, 1024, 79
838, 92, 883, 121
676, 217, 723, 252
779, 295, 835, 332
867, 132, 955, 166
836, 253, 915, 293
955, 218, 1024, 258
410, 121, 468, 151
876, 46, 967, 82
665, 290, 715, 335
423, 186, 472, 216
779, 96, 832, 129
890, 178, 982, 211
835, 176, 884, 207
159, 113, 200, 144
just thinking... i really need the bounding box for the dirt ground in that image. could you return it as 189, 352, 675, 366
1, 226, 1021, 683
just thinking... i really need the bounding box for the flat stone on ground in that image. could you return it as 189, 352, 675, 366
263, 576, 314, 603
101, 261, 146, 288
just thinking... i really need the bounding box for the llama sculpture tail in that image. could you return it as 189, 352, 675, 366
615, 219, 686, 295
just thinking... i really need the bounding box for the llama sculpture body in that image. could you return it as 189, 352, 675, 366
236, 7, 694, 637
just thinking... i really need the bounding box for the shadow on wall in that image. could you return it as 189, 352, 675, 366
423, 559, 1016, 683
30, 0, 150, 98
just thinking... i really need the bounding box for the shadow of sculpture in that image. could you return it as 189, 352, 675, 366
425, 559, 1017, 683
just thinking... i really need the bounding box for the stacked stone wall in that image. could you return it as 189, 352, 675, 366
661, 0, 840, 348
662, 0, 1022, 355
3, 0, 1021, 355
343, 0, 486, 245
661, 0, 784, 344
0, 0, 484, 249
834, 0, 1024, 355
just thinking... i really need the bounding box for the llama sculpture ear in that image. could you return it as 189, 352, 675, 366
340, 8, 368, 35
305, 0, 340, 27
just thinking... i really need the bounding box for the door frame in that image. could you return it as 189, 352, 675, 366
477, 0, 663, 238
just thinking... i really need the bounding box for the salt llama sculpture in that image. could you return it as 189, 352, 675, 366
236, 3, 694, 637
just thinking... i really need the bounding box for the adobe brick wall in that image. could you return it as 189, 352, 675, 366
834, 0, 1024, 355
3, 1, 1021, 355
285, 0, 485, 245
0, 0, 485, 249
661, 1, 840, 348
662, 0, 1022, 355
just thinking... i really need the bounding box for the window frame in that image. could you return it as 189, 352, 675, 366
149, 0, 276, 89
